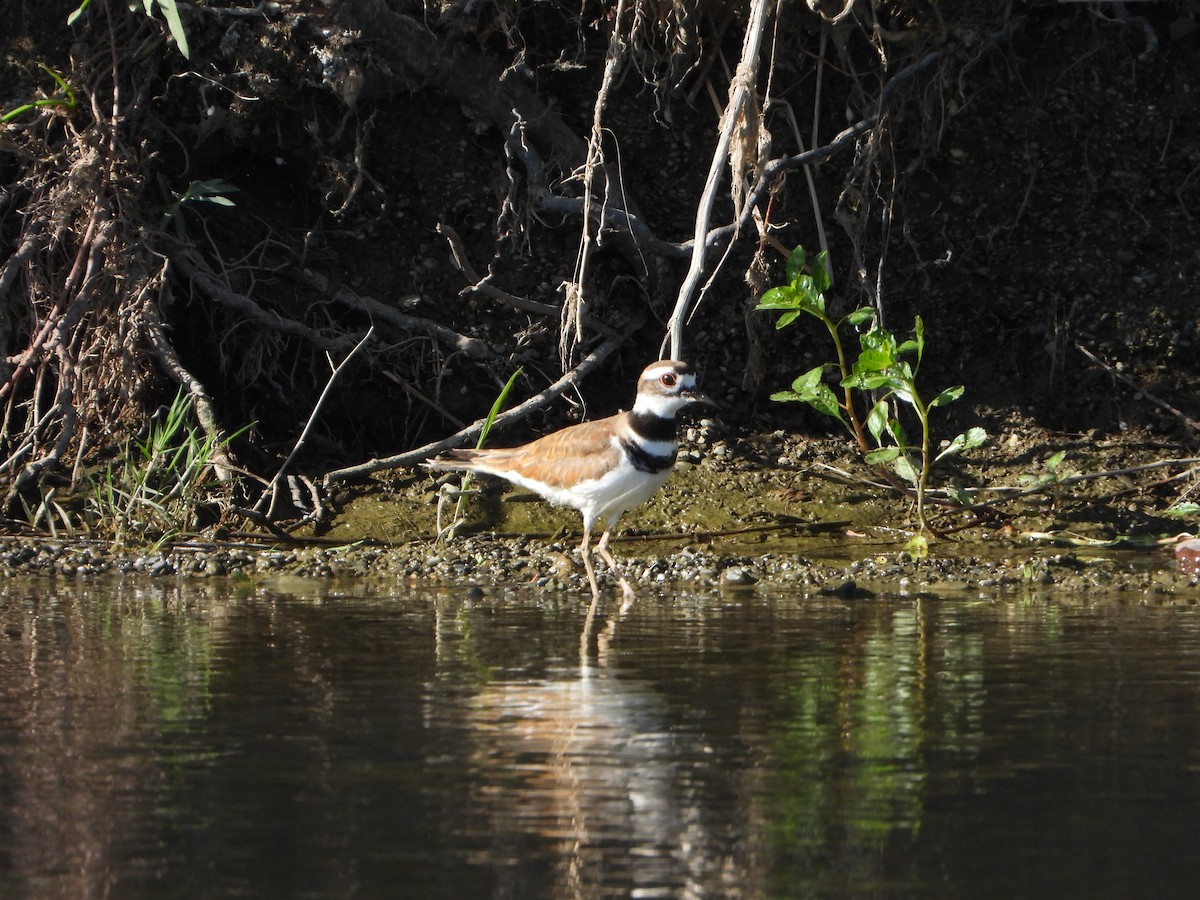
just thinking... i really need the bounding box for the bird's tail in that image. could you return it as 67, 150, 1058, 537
423, 448, 485, 472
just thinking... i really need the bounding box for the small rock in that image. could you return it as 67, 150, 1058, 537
720, 566, 758, 587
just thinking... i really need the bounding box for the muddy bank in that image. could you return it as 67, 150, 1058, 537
3, 426, 1197, 600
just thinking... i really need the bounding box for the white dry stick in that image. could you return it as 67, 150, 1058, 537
562, 0, 629, 367
256, 326, 375, 516
662, 0, 773, 361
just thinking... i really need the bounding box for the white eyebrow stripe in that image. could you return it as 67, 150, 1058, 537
642, 364, 680, 382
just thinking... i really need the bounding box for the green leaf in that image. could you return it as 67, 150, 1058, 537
804, 289, 827, 316
811, 250, 832, 295
860, 326, 899, 359
929, 385, 965, 408
775, 309, 802, 329
845, 307, 875, 327
888, 416, 909, 449
866, 400, 888, 444
806, 383, 845, 422
947, 483, 976, 506
783, 366, 845, 421
157, 0, 190, 59
755, 285, 797, 310
904, 532, 930, 557
891, 453, 920, 486
477, 368, 523, 448
841, 371, 891, 391
853, 347, 894, 373
785, 246, 808, 284
1166, 502, 1200, 518
935, 426, 988, 463
962, 426, 987, 449
190, 178, 237, 194
67, 0, 93, 26
769, 390, 803, 402
789, 364, 827, 395
865, 447, 902, 465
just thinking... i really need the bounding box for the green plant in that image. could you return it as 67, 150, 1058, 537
69, 0, 190, 59
159, 177, 238, 239
0, 64, 76, 123
1018, 450, 1072, 489
86, 389, 248, 547
756, 245, 986, 535
1164, 501, 1200, 520
435, 368, 523, 541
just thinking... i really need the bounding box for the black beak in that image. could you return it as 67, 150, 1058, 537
681, 388, 717, 411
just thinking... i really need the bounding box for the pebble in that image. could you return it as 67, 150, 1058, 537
720, 566, 758, 586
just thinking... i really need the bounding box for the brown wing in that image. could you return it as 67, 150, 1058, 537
451, 416, 623, 489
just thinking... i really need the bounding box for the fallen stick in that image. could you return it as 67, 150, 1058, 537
323, 314, 642, 484
1076, 342, 1200, 436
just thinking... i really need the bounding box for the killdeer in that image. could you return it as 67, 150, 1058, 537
425, 360, 715, 600
1175, 534, 1200, 575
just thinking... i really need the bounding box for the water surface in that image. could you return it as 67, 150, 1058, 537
1, 579, 1199, 898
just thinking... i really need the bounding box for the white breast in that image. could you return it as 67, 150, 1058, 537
574, 459, 674, 530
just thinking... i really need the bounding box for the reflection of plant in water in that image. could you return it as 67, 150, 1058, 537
766, 604, 985, 888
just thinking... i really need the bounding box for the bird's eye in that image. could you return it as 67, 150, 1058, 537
661, 373, 677, 387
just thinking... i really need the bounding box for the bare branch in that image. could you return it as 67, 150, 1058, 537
141, 281, 235, 481
256, 326, 374, 516
662, 0, 773, 361
301, 269, 499, 360
175, 253, 358, 351
437, 223, 559, 317
1077, 342, 1200, 437
323, 314, 644, 484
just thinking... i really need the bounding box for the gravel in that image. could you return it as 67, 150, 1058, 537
0, 534, 1196, 600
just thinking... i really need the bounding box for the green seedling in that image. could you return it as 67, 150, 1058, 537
435, 368, 523, 541
69, 0, 190, 59
1018, 450, 1073, 490
1166, 503, 1200, 518
1164, 501, 1200, 522
756, 245, 986, 535
159, 177, 238, 239
0, 64, 76, 123
86, 388, 249, 547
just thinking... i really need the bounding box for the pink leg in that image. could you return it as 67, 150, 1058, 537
594, 526, 635, 604
578, 525, 600, 600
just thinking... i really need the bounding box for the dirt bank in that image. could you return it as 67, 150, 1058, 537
1, 3, 1198, 566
